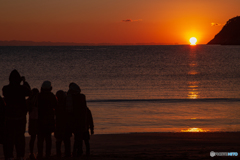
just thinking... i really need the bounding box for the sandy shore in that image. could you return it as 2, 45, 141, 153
0, 132, 239, 160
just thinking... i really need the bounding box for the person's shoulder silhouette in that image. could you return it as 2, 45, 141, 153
38, 81, 57, 109
2, 69, 31, 117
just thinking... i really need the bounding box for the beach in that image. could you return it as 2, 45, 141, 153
0, 132, 239, 160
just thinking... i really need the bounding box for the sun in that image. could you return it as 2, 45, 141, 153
189, 37, 197, 45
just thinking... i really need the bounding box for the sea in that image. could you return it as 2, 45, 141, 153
0, 45, 240, 134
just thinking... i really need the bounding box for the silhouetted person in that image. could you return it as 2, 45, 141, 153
27, 88, 39, 160
81, 107, 94, 156
67, 83, 93, 156
0, 96, 7, 160
54, 90, 72, 157
2, 69, 31, 160
0, 96, 5, 143
37, 81, 57, 159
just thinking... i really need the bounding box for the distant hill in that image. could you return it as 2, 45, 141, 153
0, 40, 172, 46
208, 16, 240, 45
0, 40, 99, 46
0, 40, 170, 46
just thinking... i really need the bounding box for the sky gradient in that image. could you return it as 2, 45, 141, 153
1, 0, 240, 44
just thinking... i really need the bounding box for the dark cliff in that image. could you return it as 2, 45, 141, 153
207, 16, 240, 45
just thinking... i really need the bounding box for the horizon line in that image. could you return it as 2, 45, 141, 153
0, 40, 207, 46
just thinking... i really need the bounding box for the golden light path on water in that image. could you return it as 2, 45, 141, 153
181, 128, 209, 132
188, 45, 199, 99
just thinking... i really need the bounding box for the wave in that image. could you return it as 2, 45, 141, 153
87, 98, 240, 103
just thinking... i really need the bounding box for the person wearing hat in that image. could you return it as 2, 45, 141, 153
37, 81, 57, 159
2, 69, 31, 160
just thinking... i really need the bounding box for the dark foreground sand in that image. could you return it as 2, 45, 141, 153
0, 132, 239, 160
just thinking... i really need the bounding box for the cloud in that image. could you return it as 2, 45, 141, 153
122, 19, 133, 22
211, 23, 222, 26
121, 19, 142, 22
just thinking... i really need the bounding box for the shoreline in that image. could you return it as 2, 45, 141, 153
0, 132, 239, 160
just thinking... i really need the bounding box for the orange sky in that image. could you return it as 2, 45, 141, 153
0, 0, 239, 44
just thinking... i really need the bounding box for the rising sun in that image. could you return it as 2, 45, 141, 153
189, 37, 197, 45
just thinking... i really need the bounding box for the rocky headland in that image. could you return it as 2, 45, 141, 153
208, 16, 240, 45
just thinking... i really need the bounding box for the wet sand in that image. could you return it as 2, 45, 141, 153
0, 132, 239, 160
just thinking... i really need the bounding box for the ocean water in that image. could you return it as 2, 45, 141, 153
0, 45, 240, 133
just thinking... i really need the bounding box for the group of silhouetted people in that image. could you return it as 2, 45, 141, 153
0, 70, 94, 160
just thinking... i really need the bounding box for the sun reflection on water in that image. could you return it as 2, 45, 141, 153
188, 81, 199, 99
187, 48, 199, 99
181, 128, 209, 132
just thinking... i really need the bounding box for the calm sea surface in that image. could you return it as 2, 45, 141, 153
0, 45, 240, 133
